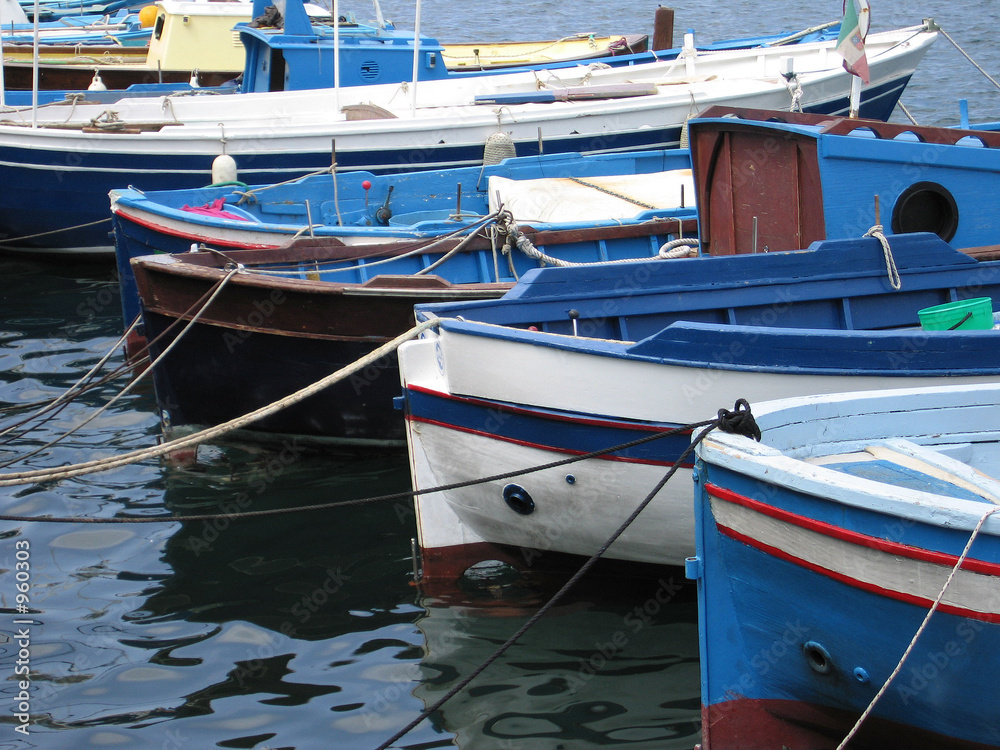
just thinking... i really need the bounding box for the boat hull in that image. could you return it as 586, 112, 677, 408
131, 219, 691, 444
1, 29, 924, 256
697, 483, 1000, 749
144, 308, 411, 445
400, 325, 1000, 577
693, 384, 1000, 748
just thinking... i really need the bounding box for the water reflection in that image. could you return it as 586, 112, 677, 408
414, 569, 701, 749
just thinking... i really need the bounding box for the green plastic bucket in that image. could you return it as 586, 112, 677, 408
917, 297, 994, 331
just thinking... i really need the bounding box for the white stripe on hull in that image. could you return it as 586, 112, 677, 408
433, 328, 1000, 426
710, 493, 1000, 619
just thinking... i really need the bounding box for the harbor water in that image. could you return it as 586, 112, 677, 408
1, 1, 997, 747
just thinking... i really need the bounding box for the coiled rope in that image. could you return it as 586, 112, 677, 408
499, 213, 697, 267
659, 237, 700, 258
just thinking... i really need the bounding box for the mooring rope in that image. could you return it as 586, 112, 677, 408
233, 166, 335, 204
373, 399, 761, 750
836, 505, 1000, 749
246, 212, 502, 277
0, 268, 241, 470
0, 319, 439, 487
0, 217, 111, 246
938, 27, 1000, 94
414, 220, 494, 276
0, 317, 141, 442
0, 401, 761, 528
0, 408, 707, 523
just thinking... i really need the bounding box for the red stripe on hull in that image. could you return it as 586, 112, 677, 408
706, 483, 1000, 577
115, 208, 283, 250
706, 483, 1000, 623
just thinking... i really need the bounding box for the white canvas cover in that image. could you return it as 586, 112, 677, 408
488, 169, 695, 224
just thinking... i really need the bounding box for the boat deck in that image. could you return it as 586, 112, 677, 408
807, 439, 1000, 506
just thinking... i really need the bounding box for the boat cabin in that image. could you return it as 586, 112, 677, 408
689, 106, 1000, 255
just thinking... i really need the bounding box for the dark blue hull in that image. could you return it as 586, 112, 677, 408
5, 76, 907, 255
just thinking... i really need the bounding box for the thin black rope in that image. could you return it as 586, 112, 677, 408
373, 399, 760, 750
0, 417, 715, 525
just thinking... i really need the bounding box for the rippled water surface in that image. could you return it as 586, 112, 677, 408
0, 2, 997, 747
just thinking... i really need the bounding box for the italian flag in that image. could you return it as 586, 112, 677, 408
837, 0, 871, 84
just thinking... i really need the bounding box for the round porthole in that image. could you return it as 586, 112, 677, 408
803, 641, 834, 675
502, 484, 535, 515
891, 181, 959, 242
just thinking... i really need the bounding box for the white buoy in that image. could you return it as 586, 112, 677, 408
211, 154, 237, 184
189, 69, 200, 88
88, 70, 106, 91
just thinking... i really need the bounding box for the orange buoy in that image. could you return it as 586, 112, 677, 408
138, 4, 158, 28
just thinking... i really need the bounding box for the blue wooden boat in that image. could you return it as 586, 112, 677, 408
398, 233, 1000, 582
20, 0, 133, 22
232, 1, 834, 93
0, 1, 799, 116
688, 105, 1000, 254
0, 8, 148, 46
113, 104, 1000, 313
0, 20, 935, 256
128, 209, 696, 445
112, 147, 697, 325
692, 382, 1000, 749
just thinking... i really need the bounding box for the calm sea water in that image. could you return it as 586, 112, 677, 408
0, 2, 997, 748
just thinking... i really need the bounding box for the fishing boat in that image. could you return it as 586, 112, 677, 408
112, 147, 697, 322
114, 103, 1000, 296
1, 19, 935, 255
21, 0, 134, 22
691, 382, 1000, 749
233, 0, 654, 94
438, 32, 647, 70
398, 233, 1000, 583
0, 6, 150, 47
1, 0, 256, 94
128, 192, 696, 445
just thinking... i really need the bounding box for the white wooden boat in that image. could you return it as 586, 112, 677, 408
398, 234, 1000, 583
0, 21, 936, 255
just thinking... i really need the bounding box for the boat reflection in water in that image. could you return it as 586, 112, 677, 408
105, 445, 701, 747
413, 563, 701, 748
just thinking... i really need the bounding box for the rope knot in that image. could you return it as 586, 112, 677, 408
717, 398, 761, 441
